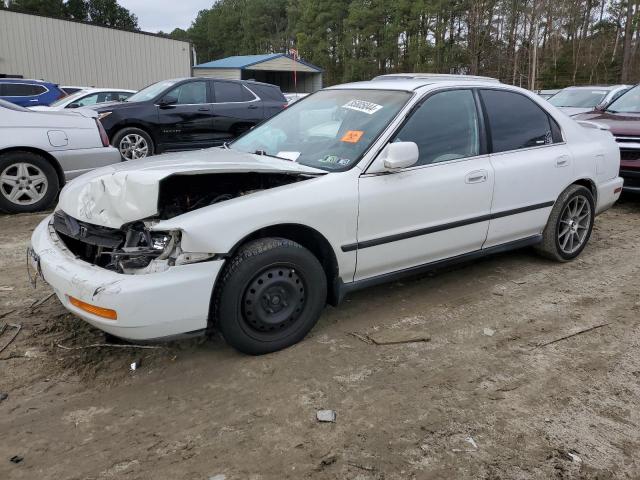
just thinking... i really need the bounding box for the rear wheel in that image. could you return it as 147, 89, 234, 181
112, 127, 154, 160
213, 238, 327, 355
535, 184, 595, 262
0, 151, 59, 214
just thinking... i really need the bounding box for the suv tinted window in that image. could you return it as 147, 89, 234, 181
164, 81, 207, 105
249, 83, 286, 102
481, 89, 554, 153
1, 83, 46, 96
214, 81, 249, 103
393, 89, 480, 165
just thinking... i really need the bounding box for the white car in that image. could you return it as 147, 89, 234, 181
548, 85, 631, 116
28, 75, 623, 354
0, 99, 121, 213
284, 93, 309, 104
30, 88, 135, 112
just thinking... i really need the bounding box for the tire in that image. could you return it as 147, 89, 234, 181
0, 151, 59, 214
535, 184, 595, 262
213, 238, 327, 355
112, 127, 154, 160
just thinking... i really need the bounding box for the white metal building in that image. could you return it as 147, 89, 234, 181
193, 54, 323, 93
0, 9, 193, 90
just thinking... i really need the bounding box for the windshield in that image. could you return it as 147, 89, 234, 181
549, 88, 609, 108
606, 84, 640, 113
230, 89, 412, 171
49, 90, 88, 107
126, 80, 179, 103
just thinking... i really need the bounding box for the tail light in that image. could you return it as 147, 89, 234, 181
95, 119, 110, 147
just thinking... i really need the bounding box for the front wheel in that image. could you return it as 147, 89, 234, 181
112, 127, 154, 161
213, 238, 327, 355
535, 184, 595, 262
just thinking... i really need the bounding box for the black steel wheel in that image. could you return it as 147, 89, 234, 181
213, 238, 327, 355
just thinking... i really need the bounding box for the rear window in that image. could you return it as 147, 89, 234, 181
0, 83, 47, 97
213, 81, 250, 103
249, 83, 286, 102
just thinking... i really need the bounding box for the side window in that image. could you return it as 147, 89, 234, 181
163, 81, 207, 105
393, 89, 480, 166
74, 93, 100, 107
213, 81, 247, 103
481, 89, 555, 153
2, 83, 46, 96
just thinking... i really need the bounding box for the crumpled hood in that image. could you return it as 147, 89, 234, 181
57, 147, 324, 228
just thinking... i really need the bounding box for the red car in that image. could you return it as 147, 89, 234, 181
575, 84, 640, 193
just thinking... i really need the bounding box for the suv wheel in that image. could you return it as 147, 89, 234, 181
113, 127, 154, 160
213, 238, 327, 355
0, 151, 59, 214
535, 184, 595, 262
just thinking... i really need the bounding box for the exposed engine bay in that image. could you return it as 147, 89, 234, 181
52, 172, 314, 273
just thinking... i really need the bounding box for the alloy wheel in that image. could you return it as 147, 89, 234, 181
558, 194, 592, 255
0, 162, 49, 206
119, 134, 149, 160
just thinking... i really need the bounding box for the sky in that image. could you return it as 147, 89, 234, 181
118, 0, 213, 33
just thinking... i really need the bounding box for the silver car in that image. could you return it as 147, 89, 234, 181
548, 85, 631, 116
0, 99, 121, 213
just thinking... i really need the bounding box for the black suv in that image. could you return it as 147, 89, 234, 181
91, 78, 288, 160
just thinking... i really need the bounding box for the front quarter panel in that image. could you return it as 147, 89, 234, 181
154, 169, 360, 282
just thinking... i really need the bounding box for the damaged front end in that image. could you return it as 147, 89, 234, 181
52, 171, 315, 274
52, 211, 205, 274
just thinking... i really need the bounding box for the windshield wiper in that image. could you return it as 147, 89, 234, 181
253, 150, 292, 161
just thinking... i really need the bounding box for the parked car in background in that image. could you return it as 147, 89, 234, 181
29, 76, 622, 354
89, 78, 288, 160
30, 88, 135, 111
575, 84, 640, 193
60, 86, 89, 95
538, 89, 561, 100
0, 99, 121, 213
549, 85, 631, 116
0, 78, 66, 107
284, 92, 309, 104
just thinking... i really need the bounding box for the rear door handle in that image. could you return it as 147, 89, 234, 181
248, 104, 259, 110
198, 107, 210, 112
465, 170, 488, 184
556, 155, 570, 167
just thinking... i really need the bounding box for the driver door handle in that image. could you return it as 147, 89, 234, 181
465, 170, 488, 184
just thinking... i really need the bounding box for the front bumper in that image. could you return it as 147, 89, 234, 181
620, 169, 640, 193
29, 215, 225, 341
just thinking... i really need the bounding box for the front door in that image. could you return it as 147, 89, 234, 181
156, 80, 215, 150
355, 89, 495, 281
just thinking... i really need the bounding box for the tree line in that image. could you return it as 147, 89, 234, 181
171, 0, 640, 89
1, 0, 138, 30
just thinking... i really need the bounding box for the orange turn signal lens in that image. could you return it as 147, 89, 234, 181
67, 295, 117, 320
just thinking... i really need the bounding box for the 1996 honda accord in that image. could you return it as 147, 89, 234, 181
29, 74, 623, 354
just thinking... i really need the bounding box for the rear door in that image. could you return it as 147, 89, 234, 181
479, 88, 573, 247
156, 80, 215, 149
211, 81, 264, 142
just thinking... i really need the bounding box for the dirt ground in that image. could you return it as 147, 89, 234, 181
1, 197, 640, 480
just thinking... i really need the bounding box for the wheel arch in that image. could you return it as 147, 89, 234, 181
571, 178, 597, 202
222, 223, 341, 306
111, 122, 157, 147
0, 146, 65, 187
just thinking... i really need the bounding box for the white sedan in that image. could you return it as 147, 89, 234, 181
29, 75, 622, 354
30, 88, 135, 112
0, 99, 121, 213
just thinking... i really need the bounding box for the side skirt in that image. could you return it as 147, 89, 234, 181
335, 234, 542, 303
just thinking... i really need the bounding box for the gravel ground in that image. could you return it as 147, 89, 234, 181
1, 196, 640, 479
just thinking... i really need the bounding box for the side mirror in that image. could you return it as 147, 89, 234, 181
158, 97, 177, 108
382, 141, 419, 170
67, 103, 80, 109
594, 102, 607, 112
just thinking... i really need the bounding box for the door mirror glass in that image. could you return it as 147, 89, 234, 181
67, 103, 80, 109
382, 141, 419, 170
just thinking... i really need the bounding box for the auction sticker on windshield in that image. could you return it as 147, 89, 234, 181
342, 99, 383, 115
341, 130, 364, 143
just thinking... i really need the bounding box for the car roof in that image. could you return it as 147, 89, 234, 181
166, 77, 280, 88
327, 77, 502, 92
76, 87, 136, 93
561, 85, 630, 91
0, 78, 57, 85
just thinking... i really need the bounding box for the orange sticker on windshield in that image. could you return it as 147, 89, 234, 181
341, 130, 364, 143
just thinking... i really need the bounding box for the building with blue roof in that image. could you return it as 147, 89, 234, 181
193, 53, 323, 93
